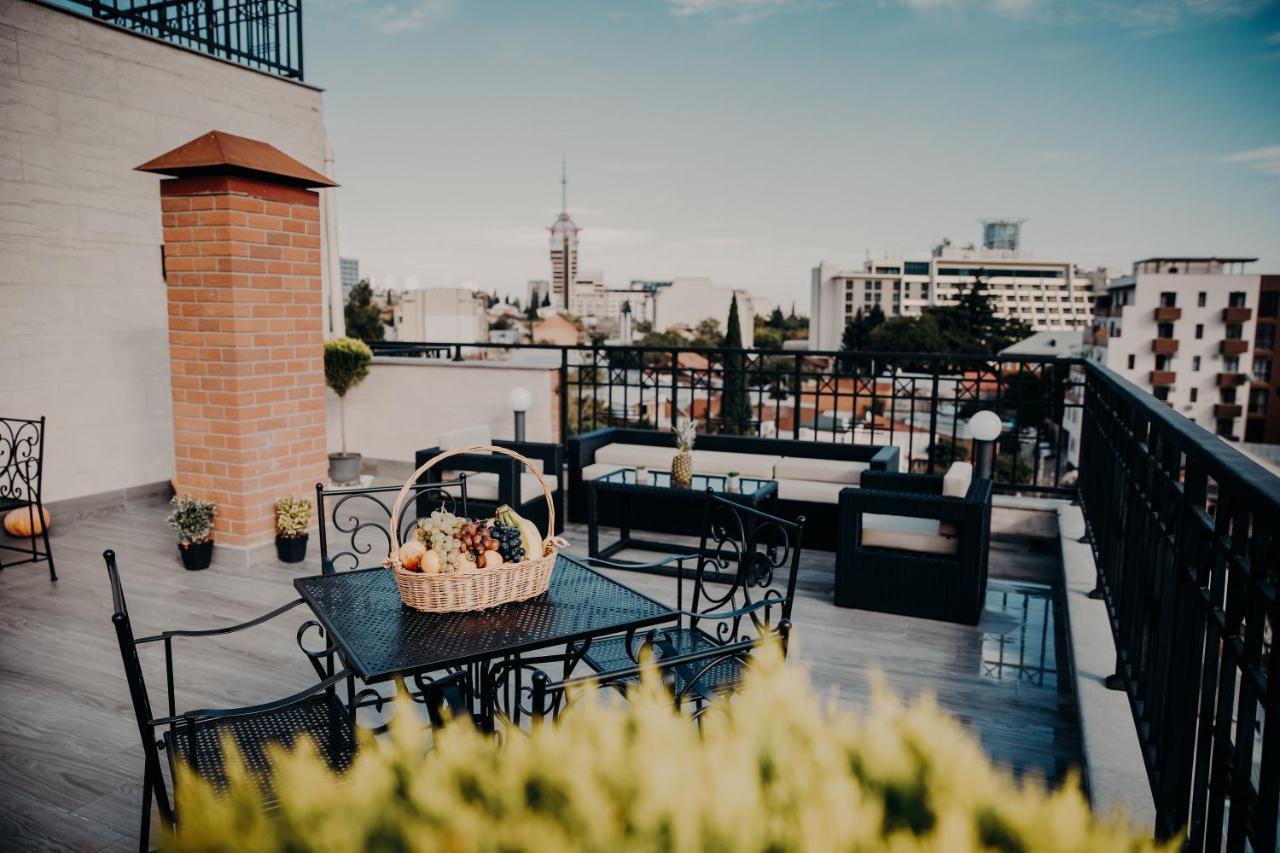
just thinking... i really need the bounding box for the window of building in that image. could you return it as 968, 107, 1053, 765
1153, 386, 1170, 401
1250, 388, 1269, 415
1190, 388, 1198, 403
1229, 291, 1247, 308
1224, 356, 1240, 372
1197, 292, 1207, 307
1195, 324, 1204, 339
1157, 322, 1175, 339
1160, 292, 1177, 307
1261, 291, 1279, 318
1216, 419, 1235, 439
1254, 357, 1272, 382
1225, 324, 1243, 340
1258, 325, 1276, 351
904, 261, 930, 276
1221, 387, 1237, 404
1127, 354, 1136, 370
1192, 356, 1201, 371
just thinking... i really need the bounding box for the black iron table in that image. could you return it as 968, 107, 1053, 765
294, 554, 676, 725
586, 469, 778, 568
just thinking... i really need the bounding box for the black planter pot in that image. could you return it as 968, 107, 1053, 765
275, 534, 308, 564
179, 540, 214, 571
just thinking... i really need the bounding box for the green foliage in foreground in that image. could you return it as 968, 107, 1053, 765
167, 650, 1164, 853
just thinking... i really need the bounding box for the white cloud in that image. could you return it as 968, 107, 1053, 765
372, 0, 454, 34
1222, 144, 1280, 176
892, 0, 1272, 31
668, 0, 814, 25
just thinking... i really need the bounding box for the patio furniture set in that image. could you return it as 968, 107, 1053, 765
35, 412, 993, 849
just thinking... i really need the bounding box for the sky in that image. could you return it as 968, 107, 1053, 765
305, 0, 1280, 308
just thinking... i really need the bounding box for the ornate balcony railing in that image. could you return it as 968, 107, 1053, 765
377, 338, 1280, 849
61, 0, 304, 79
371, 340, 1082, 496
1080, 365, 1280, 849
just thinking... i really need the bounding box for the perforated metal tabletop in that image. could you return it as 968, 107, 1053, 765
294, 555, 676, 683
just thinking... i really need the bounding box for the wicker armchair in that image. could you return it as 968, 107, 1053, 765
835, 465, 993, 625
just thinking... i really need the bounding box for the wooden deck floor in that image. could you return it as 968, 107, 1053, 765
0, 497, 1080, 851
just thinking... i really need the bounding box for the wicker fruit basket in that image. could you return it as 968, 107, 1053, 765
384, 445, 558, 612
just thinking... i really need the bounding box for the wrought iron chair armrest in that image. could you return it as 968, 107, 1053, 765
580, 553, 690, 572
136, 598, 307, 643
149, 669, 351, 727
673, 598, 779, 623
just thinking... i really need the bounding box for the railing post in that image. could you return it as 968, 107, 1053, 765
669, 350, 678, 427
791, 355, 801, 440
559, 348, 569, 447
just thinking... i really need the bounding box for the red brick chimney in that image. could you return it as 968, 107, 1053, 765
138, 131, 337, 549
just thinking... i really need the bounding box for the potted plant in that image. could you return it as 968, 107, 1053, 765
167, 494, 216, 571
324, 336, 373, 484
725, 471, 740, 494
274, 496, 312, 563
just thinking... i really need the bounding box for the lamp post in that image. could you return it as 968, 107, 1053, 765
508, 387, 532, 442
967, 410, 1002, 481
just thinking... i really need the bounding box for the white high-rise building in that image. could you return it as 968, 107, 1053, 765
394, 288, 489, 343
809, 225, 1093, 350
340, 257, 360, 302
548, 161, 579, 310
1086, 256, 1260, 442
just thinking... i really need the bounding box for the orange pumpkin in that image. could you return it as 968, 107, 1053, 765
4, 507, 50, 538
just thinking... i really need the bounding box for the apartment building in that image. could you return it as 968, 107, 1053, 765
394, 288, 489, 343
1249, 276, 1280, 442
1088, 257, 1261, 441
810, 228, 1093, 350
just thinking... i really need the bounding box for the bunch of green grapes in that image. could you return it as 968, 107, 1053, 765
415, 510, 471, 572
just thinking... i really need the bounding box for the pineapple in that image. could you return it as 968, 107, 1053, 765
670, 417, 696, 486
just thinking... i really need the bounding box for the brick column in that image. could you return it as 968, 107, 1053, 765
137, 132, 337, 548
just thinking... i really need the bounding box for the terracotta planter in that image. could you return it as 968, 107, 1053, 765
275, 534, 308, 564
179, 540, 214, 571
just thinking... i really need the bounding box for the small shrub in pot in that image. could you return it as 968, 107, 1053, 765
166, 494, 216, 571
274, 496, 312, 564
324, 337, 373, 484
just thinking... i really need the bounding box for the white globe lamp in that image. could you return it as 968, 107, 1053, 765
967, 410, 1002, 480
508, 387, 532, 441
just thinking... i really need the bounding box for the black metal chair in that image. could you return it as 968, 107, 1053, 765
578, 491, 805, 703
835, 468, 993, 625
0, 415, 55, 580
104, 550, 355, 852
314, 477, 473, 728
414, 439, 564, 535
520, 625, 789, 724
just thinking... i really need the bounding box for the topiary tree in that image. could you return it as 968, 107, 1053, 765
324, 337, 373, 455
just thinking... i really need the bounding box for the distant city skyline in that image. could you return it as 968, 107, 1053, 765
306, 0, 1280, 307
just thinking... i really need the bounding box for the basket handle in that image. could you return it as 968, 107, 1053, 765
385, 444, 555, 569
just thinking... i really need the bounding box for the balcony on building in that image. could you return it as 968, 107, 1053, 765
1152, 338, 1179, 354
1214, 402, 1244, 418
1220, 339, 1249, 356
1153, 306, 1182, 322
1217, 372, 1247, 387
1222, 306, 1253, 323
1149, 370, 1177, 386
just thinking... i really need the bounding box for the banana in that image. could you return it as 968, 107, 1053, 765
496, 505, 542, 558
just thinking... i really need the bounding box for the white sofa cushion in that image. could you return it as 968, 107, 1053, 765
593, 443, 679, 470
861, 514, 959, 556
581, 462, 625, 481
774, 456, 868, 485
439, 424, 492, 451
684, 449, 780, 479
943, 461, 974, 498
776, 478, 845, 505
448, 472, 556, 504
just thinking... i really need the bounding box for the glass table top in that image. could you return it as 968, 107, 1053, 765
593, 468, 775, 497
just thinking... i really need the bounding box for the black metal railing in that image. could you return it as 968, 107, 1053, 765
1080, 363, 1280, 849
60, 0, 304, 79
370, 340, 1083, 496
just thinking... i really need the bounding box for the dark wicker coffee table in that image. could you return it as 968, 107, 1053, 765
586, 469, 778, 565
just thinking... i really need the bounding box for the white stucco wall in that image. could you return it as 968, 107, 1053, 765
0, 0, 330, 502
327, 358, 559, 464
